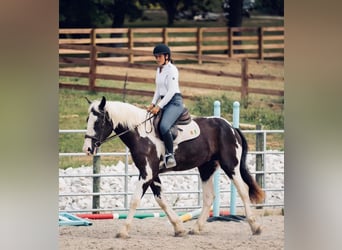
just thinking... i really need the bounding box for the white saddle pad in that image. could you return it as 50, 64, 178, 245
174, 120, 200, 145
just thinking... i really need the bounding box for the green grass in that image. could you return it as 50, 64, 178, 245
59, 88, 283, 169
59, 13, 284, 169
59, 89, 150, 169
190, 94, 284, 129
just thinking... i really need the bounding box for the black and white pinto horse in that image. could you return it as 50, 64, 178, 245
83, 96, 265, 238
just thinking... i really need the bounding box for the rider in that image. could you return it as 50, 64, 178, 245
147, 44, 184, 169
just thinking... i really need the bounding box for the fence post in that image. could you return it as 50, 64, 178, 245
228, 27, 233, 58
92, 148, 101, 214
230, 101, 240, 215
241, 58, 249, 108
89, 28, 97, 91
124, 147, 129, 210
213, 100, 221, 217
163, 28, 168, 45
256, 124, 264, 187
197, 27, 203, 64
128, 28, 134, 63
255, 124, 264, 208
258, 27, 264, 60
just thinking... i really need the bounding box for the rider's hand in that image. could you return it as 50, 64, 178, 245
146, 104, 155, 112
150, 105, 161, 115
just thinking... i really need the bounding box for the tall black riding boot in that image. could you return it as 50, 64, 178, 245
162, 130, 176, 169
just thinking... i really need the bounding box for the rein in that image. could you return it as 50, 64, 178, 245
85, 112, 155, 147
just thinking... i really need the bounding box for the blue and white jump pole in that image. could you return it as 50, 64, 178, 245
230, 101, 240, 215
213, 101, 221, 217
212, 101, 240, 216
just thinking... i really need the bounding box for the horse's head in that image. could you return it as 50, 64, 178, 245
82, 96, 113, 155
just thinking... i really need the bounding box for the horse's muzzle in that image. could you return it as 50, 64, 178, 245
87, 146, 98, 155
86, 146, 98, 155
83, 137, 97, 155
86, 147, 93, 155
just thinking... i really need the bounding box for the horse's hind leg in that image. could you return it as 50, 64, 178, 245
116, 178, 149, 239
231, 167, 262, 235
219, 138, 261, 234
189, 173, 215, 234
150, 177, 187, 237
190, 161, 217, 235
221, 157, 262, 235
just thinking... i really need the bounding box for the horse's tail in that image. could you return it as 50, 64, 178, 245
235, 128, 265, 204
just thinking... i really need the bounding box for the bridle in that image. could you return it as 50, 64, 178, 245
85, 111, 155, 148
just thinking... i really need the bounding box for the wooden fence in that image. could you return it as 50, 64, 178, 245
59, 27, 284, 106
59, 26, 284, 62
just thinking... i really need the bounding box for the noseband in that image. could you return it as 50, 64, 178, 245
85, 110, 113, 148
85, 112, 155, 148
84, 134, 104, 147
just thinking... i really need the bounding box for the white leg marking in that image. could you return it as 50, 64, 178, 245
116, 178, 144, 238
154, 193, 186, 237
117, 161, 153, 238
232, 145, 262, 235
190, 173, 215, 235
152, 175, 185, 236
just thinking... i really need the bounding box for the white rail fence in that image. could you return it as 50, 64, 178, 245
59, 129, 284, 213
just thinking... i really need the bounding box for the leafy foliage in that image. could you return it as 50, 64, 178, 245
190, 94, 283, 129
60, 0, 146, 28
241, 107, 284, 129
190, 94, 234, 117
255, 0, 284, 16
59, 0, 283, 29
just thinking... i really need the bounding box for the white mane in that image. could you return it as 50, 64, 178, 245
104, 101, 148, 130
87, 99, 160, 154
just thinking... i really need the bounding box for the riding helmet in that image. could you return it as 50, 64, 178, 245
153, 44, 171, 56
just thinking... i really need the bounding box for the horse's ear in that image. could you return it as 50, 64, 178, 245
99, 96, 106, 111
84, 96, 92, 104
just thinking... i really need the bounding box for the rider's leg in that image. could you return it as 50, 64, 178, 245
159, 94, 184, 168
162, 129, 176, 168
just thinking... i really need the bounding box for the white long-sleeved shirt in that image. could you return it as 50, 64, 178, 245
151, 62, 181, 109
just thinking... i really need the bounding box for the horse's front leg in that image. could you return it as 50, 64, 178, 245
189, 173, 215, 235
116, 178, 149, 239
150, 177, 187, 237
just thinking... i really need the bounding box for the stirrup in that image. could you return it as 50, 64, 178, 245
165, 154, 176, 168
160, 154, 177, 169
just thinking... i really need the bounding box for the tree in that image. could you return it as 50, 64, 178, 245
146, 0, 180, 26
59, 0, 228, 29
222, 0, 244, 55
255, 0, 284, 16
59, 0, 145, 29
98, 0, 144, 28
222, 0, 243, 27
154, 0, 223, 26
59, 0, 101, 28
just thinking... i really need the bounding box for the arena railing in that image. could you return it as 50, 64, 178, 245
59, 129, 284, 214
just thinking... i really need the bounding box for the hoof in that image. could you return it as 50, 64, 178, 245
116, 232, 130, 239
248, 217, 262, 235
174, 230, 187, 237
188, 229, 200, 235
252, 226, 262, 235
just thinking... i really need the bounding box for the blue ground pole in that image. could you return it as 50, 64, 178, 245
213, 100, 221, 217
230, 101, 240, 215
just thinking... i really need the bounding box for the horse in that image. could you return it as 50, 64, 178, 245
82, 96, 265, 238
